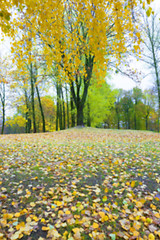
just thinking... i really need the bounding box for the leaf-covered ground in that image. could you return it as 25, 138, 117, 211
0, 128, 160, 240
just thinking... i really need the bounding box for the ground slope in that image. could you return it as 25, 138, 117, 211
0, 128, 160, 239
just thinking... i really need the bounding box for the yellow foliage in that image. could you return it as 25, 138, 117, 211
6, 0, 155, 88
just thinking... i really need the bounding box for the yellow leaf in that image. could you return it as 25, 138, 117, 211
104, 188, 108, 193
99, 212, 105, 218
102, 196, 107, 202
15, 212, 20, 218
72, 228, 81, 239
135, 201, 143, 208
133, 231, 139, 237
41, 218, 46, 223
133, 221, 141, 230
30, 202, 36, 207
119, 219, 130, 231
155, 230, 160, 237
16, 222, 25, 230
65, 210, 71, 215
146, 7, 152, 17
42, 226, 49, 231
131, 181, 135, 188
26, 217, 31, 223
71, 206, 77, 211
32, 216, 38, 222
148, 233, 155, 240
56, 201, 63, 206
97, 233, 105, 240
154, 213, 160, 218
11, 231, 20, 240
92, 222, 99, 229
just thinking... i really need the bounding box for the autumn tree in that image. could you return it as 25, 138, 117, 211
6, 0, 155, 126
5, 115, 26, 134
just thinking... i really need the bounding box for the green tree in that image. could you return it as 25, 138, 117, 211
87, 80, 116, 127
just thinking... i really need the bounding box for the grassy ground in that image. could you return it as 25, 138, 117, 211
0, 128, 160, 240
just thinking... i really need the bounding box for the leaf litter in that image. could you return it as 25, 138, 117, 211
0, 128, 160, 239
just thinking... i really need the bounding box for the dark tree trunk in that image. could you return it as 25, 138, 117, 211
56, 87, 59, 131
24, 90, 31, 133
59, 98, 63, 130
158, 100, 160, 132
56, 83, 60, 131
35, 85, 45, 132
61, 87, 66, 129
70, 90, 75, 127
87, 102, 91, 127
33, 64, 45, 132
0, 83, 5, 134
77, 102, 83, 126
56, 83, 63, 130
30, 63, 36, 133
65, 84, 70, 128
127, 111, 130, 129
117, 117, 120, 129
146, 115, 148, 130
115, 108, 120, 129
134, 113, 137, 130
70, 54, 94, 126
134, 104, 137, 130
1, 103, 5, 134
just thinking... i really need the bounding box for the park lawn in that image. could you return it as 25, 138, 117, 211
0, 128, 160, 240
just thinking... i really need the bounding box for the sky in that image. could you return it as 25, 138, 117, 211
108, 61, 154, 91
0, 0, 159, 92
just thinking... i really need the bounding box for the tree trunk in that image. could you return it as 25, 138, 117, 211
36, 85, 46, 132
0, 83, 5, 134
70, 90, 75, 127
158, 108, 160, 132
127, 111, 130, 129
70, 54, 94, 126
59, 99, 63, 130
56, 83, 63, 130
24, 90, 31, 133
30, 63, 36, 133
77, 103, 84, 126
56, 87, 59, 131
1, 102, 5, 134
87, 101, 91, 127
65, 84, 69, 128
134, 107, 137, 130
117, 116, 120, 129
115, 108, 120, 129
61, 87, 66, 129
146, 115, 148, 130
56, 83, 60, 131
33, 64, 45, 132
